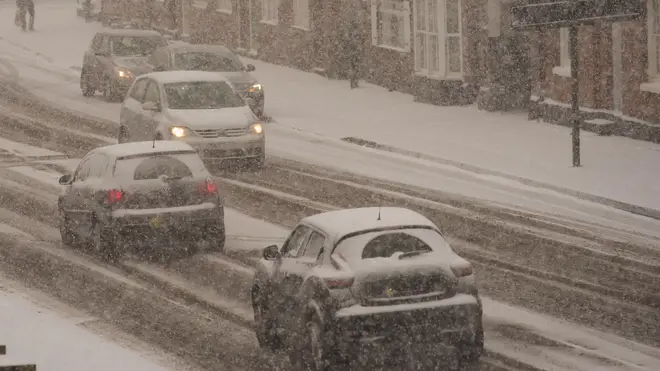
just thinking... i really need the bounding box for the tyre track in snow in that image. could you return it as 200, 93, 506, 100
1, 85, 660, 348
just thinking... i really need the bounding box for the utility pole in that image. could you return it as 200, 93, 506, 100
569, 25, 580, 167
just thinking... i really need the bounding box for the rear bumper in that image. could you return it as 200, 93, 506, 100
108, 203, 224, 243
333, 294, 481, 350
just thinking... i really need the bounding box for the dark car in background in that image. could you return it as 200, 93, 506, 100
57, 141, 225, 260
146, 43, 265, 117
251, 207, 484, 370
80, 29, 167, 101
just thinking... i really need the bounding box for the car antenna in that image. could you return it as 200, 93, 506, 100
377, 206, 381, 221
152, 136, 156, 148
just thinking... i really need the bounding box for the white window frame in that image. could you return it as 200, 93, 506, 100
553, 27, 571, 77
262, 0, 279, 24
371, 0, 411, 52
192, 0, 232, 14
648, 0, 660, 81
293, 0, 310, 30
412, 0, 463, 79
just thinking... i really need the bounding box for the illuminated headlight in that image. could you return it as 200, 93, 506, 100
169, 126, 193, 138
115, 68, 132, 78
248, 83, 262, 93
250, 123, 263, 135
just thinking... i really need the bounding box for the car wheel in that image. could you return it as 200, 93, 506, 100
458, 325, 484, 365
252, 287, 280, 351
102, 76, 116, 102
117, 126, 128, 143
206, 228, 225, 253
80, 70, 95, 97
90, 221, 119, 262
300, 314, 346, 371
59, 210, 79, 247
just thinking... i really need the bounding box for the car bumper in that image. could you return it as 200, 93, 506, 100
333, 294, 481, 350
109, 203, 224, 245
113, 75, 134, 94
178, 134, 265, 162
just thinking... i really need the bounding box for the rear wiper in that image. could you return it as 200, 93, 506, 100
396, 250, 429, 260
160, 175, 183, 182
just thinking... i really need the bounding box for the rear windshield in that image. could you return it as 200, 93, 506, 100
109, 36, 166, 57
164, 81, 245, 110
174, 52, 244, 72
333, 228, 452, 264
114, 153, 208, 180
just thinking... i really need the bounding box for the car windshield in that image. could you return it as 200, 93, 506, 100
174, 52, 244, 72
333, 228, 452, 264
114, 152, 208, 180
164, 81, 246, 110
109, 36, 166, 57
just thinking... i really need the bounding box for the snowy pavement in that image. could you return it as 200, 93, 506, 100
0, 277, 187, 371
0, 136, 659, 370
1, 0, 659, 245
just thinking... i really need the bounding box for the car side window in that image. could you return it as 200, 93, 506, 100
129, 79, 148, 103
281, 225, 312, 258
149, 49, 168, 68
99, 35, 110, 54
301, 231, 325, 261
89, 154, 109, 179
144, 80, 161, 104
74, 156, 94, 183
90, 34, 103, 51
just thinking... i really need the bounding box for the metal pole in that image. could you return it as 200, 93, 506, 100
569, 25, 580, 167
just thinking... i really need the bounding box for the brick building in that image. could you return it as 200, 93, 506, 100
526, 0, 660, 142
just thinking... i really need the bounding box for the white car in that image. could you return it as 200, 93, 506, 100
118, 71, 265, 169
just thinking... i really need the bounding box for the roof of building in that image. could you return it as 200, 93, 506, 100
302, 207, 437, 241
95, 141, 196, 158
139, 70, 230, 84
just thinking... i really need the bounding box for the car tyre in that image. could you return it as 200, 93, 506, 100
59, 210, 79, 247
298, 314, 347, 371
117, 126, 128, 143
80, 70, 95, 97
458, 324, 484, 366
207, 228, 225, 253
91, 222, 120, 262
102, 76, 117, 102
252, 287, 280, 351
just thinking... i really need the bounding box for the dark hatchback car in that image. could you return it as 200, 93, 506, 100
57, 141, 225, 260
80, 29, 167, 101
251, 207, 483, 370
146, 44, 265, 117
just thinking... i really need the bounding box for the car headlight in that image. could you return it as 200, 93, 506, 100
249, 123, 263, 135
248, 83, 262, 93
169, 126, 194, 138
115, 68, 132, 78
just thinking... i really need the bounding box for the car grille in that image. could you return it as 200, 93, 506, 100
233, 83, 251, 95
194, 128, 247, 138
361, 273, 455, 303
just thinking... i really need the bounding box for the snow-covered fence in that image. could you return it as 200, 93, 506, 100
0, 345, 37, 371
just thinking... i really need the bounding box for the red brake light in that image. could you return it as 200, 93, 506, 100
198, 179, 217, 195
451, 263, 473, 277
106, 189, 123, 204
325, 278, 354, 289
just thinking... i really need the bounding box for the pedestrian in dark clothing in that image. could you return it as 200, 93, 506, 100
341, 18, 362, 89
164, 0, 180, 30
16, 0, 35, 31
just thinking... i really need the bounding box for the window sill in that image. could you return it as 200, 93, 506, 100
216, 8, 232, 15
260, 20, 279, 26
640, 81, 660, 94
374, 44, 409, 53
552, 66, 571, 78
291, 25, 310, 32
415, 72, 463, 81
192, 1, 207, 9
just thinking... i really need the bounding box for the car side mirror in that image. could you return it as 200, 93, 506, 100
246, 64, 256, 72
59, 174, 73, 185
142, 101, 160, 112
263, 245, 280, 260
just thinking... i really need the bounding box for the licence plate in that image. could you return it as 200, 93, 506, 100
149, 214, 165, 229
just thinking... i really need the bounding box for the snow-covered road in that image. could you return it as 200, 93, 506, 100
0, 0, 659, 244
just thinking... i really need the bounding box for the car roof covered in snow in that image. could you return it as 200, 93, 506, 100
302, 207, 437, 241
140, 71, 231, 84
99, 29, 164, 38
165, 43, 236, 56
93, 141, 197, 159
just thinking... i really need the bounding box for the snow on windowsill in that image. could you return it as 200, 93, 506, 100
538, 97, 660, 127
291, 25, 311, 32
375, 44, 409, 53
414, 72, 463, 82
552, 66, 571, 78
639, 81, 660, 94
260, 20, 279, 26
192, 1, 207, 9
216, 8, 232, 14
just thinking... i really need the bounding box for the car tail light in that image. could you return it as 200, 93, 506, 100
451, 263, 473, 277
198, 179, 217, 195
324, 277, 354, 290
106, 189, 123, 205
